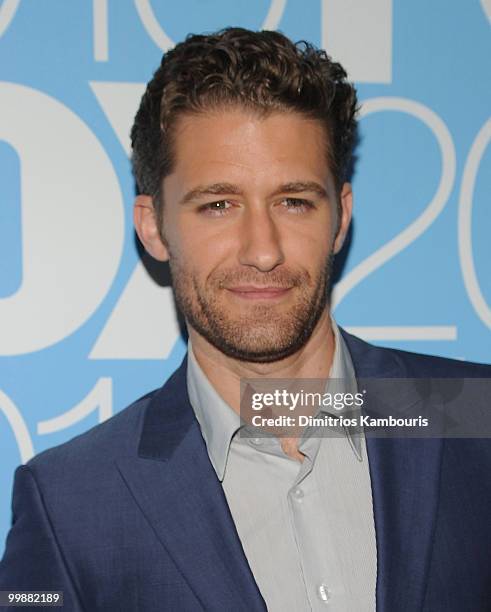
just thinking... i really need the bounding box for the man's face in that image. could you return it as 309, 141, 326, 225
138, 108, 351, 362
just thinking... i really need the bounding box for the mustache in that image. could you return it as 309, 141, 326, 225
213, 268, 310, 289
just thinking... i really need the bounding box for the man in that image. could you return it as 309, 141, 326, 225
1, 28, 490, 612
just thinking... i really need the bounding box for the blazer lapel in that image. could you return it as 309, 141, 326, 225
117, 358, 266, 612
342, 329, 443, 612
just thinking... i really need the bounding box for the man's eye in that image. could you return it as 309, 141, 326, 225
199, 200, 232, 216
282, 198, 314, 213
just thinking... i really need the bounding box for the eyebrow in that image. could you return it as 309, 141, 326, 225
179, 181, 328, 204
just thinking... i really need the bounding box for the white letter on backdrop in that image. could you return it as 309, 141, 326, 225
90, 82, 180, 359
0, 83, 124, 355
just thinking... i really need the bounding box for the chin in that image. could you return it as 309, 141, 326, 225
208, 339, 305, 363
201, 318, 319, 363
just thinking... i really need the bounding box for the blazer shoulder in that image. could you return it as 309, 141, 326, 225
26, 387, 158, 476
22, 356, 189, 492
340, 327, 491, 378
386, 346, 491, 378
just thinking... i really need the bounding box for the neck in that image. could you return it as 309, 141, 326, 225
188, 308, 335, 415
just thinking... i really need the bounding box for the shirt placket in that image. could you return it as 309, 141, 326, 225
286, 437, 346, 611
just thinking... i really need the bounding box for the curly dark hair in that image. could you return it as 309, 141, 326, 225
131, 27, 358, 224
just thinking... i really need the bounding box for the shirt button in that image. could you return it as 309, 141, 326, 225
291, 487, 304, 501
250, 438, 263, 446
318, 584, 330, 603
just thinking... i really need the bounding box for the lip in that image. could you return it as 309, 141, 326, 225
226, 286, 292, 300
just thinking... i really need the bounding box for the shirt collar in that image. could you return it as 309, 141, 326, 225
186, 345, 242, 480
186, 317, 362, 481
324, 318, 362, 461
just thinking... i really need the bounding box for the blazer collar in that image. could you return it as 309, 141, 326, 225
137, 354, 194, 461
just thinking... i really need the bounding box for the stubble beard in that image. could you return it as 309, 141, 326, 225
169, 254, 334, 363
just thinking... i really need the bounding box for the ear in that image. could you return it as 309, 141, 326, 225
333, 182, 353, 254
133, 195, 169, 261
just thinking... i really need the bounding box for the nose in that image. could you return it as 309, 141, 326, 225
237, 205, 285, 272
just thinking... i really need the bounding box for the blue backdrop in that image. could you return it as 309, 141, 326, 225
1, 0, 490, 552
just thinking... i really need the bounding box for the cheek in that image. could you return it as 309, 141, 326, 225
289, 243, 331, 276
283, 219, 334, 264
169, 216, 235, 275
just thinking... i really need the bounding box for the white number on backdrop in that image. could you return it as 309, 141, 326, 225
333, 97, 457, 341
480, 0, 491, 23
0, 380, 112, 465
132, 0, 287, 54
93, 0, 288, 62
37, 378, 113, 435
0, 389, 34, 463
458, 118, 491, 330
0, 83, 124, 355
0, 0, 20, 39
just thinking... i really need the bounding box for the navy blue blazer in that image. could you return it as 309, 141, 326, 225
1, 330, 491, 611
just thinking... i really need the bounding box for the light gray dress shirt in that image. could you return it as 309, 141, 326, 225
186, 319, 377, 611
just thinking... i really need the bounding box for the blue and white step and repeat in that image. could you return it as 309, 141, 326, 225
1, 0, 490, 550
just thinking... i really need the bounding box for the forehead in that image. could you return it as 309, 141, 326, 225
167, 108, 333, 189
